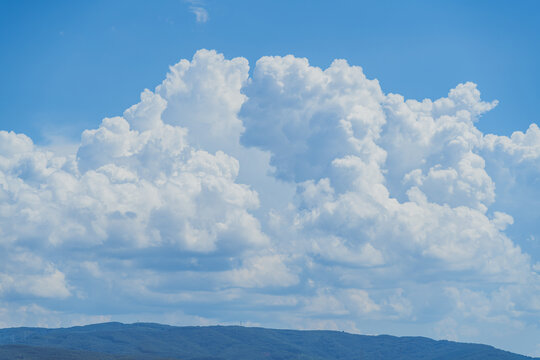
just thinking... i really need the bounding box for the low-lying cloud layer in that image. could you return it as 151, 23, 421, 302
1, 50, 539, 355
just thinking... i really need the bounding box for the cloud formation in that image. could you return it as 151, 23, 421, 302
1, 50, 540, 355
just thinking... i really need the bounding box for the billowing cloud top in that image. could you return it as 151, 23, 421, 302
1, 50, 540, 355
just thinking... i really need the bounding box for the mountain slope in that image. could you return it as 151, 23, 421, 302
0, 323, 534, 360
0, 344, 140, 360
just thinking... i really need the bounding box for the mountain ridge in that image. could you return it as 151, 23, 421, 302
0, 322, 535, 360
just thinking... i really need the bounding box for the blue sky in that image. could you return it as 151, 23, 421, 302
1, 0, 540, 357
2, 0, 539, 140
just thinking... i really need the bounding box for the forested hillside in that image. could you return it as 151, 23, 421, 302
0, 323, 535, 360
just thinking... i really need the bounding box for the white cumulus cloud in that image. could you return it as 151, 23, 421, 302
1, 50, 540, 355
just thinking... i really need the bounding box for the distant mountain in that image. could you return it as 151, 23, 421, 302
0, 322, 535, 360
0, 344, 135, 360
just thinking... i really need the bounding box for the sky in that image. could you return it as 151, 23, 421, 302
1, 0, 540, 357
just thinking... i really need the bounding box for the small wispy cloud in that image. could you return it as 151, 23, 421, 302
186, 0, 209, 23
191, 6, 208, 23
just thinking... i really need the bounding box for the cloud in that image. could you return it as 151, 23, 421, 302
0, 50, 284, 298
191, 7, 208, 23
240, 56, 386, 183
1, 50, 540, 355
186, 1, 209, 23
